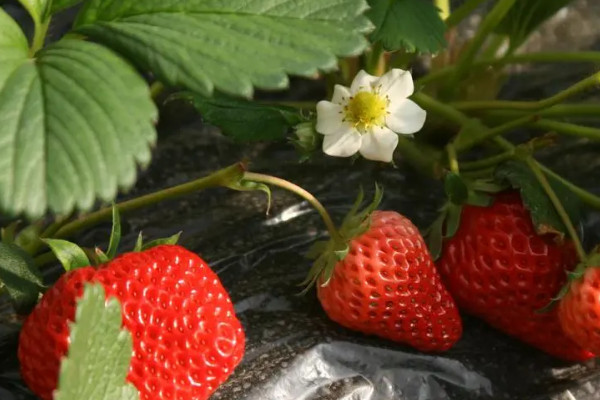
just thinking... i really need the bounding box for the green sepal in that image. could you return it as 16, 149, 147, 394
106, 205, 122, 259
227, 179, 272, 215
425, 211, 446, 260
291, 121, 320, 162
300, 185, 383, 293
0, 242, 44, 314
1, 222, 19, 244
445, 204, 462, 239
43, 238, 91, 272
14, 221, 44, 252
444, 172, 469, 205
141, 232, 181, 251
133, 232, 144, 252
95, 247, 109, 264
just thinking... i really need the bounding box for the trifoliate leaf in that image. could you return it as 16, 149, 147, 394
43, 239, 91, 271
494, 0, 574, 52
0, 38, 157, 219
0, 242, 43, 313
495, 160, 581, 239
54, 284, 139, 400
73, 0, 371, 97
367, 0, 446, 53
180, 93, 305, 142
0, 10, 29, 92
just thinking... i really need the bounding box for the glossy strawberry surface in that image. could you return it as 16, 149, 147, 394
439, 191, 593, 361
318, 211, 462, 352
559, 267, 600, 354
18, 245, 245, 400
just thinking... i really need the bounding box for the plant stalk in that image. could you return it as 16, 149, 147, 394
446, 0, 487, 28
30, 17, 51, 56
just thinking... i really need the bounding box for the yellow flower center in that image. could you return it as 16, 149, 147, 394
344, 91, 388, 132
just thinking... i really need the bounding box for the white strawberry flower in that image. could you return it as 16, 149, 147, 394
316, 69, 426, 162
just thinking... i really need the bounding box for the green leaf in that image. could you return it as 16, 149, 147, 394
0, 242, 43, 313
18, 0, 50, 23
495, 160, 582, 238
494, 0, 574, 51
444, 203, 462, 239
54, 284, 139, 400
43, 238, 91, 271
444, 172, 469, 205
0, 39, 157, 219
367, 0, 446, 53
227, 179, 272, 214
181, 93, 304, 142
51, 0, 84, 13
73, 0, 371, 97
106, 206, 121, 259
141, 232, 182, 251
0, 9, 29, 92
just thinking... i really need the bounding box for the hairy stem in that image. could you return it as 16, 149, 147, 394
53, 163, 246, 239
243, 172, 340, 240
524, 157, 587, 261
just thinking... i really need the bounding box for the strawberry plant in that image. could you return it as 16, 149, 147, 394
2, 0, 600, 398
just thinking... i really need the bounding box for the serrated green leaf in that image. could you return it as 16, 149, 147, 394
0, 242, 43, 313
51, 0, 83, 13
43, 238, 90, 271
54, 284, 139, 400
494, 0, 573, 52
0, 39, 157, 219
141, 232, 182, 251
181, 93, 304, 142
106, 206, 121, 259
73, 0, 371, 97
444, 172, 469, 205
0, 9, 29, 92
18, 0, 50, 23
367, 0, 446, 53
495, 160, 582, 238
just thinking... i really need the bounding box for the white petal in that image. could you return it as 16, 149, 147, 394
375, 69, 414, 99
386, 99, 427, 134
359, 126, 399, 162
332, 84, 351, 105
316, 101, 344, 135
350, 70, 378, 94
322, 128, 362, 158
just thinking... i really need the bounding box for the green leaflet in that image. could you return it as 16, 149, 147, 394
73, 0, 371, 97
54, 284, 139, 400
494, 0, 574, 52
0, 242, 43, 314
0, 39, 157, 219
367, 0, 446, 53
0, 10, 29, 92
182, 93, 305, 142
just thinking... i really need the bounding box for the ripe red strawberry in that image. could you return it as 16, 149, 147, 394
18, 244, 244, 400
438, 191, 593, 361
316, 210, 462, 351
558, 266, 600, 354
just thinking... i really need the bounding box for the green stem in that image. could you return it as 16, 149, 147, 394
460, 150, 514, 170
446, 0, 487, 28
524, 156, 586, 261
450, 0, 516, 84
480, 104, 600, 120
53, 163, 245, 239
455, 114, 538, 153
480, 34, 507, 59
395, 136, 444, 179
495, 137, 600, 210
452, 71, 600, 111
434, 0, 451, 20
530, 119, 600, 141
366, 41, 385, 76
30, 17, 51, 56
411, 92, 470, 127
242, 172, 340, 240
446, 143, 459, 173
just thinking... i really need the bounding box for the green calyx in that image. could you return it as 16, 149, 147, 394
43, 205, 181, 273
300, 184, 383, 293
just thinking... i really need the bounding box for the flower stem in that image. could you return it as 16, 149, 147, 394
242, 172, 340, 240
411, 92, 470, 127
480, 104, 600, 120
446, 143, 459, 173
460, 150, 514, 170
524, 156, 587, 262
449, 0, 516, 85
395, 136, 444, 179
445, 0, 487, 27
454, 114, 538, 153
452, 71, 600, 111
53, 163, 246, 239
530, 119, 600, 141
366, 41, 385, 76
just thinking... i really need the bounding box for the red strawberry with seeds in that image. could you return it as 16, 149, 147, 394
309, 203, 462, 351
438, 191, 593, 361
18, 244, 245, 400
558, 262, 600, 354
